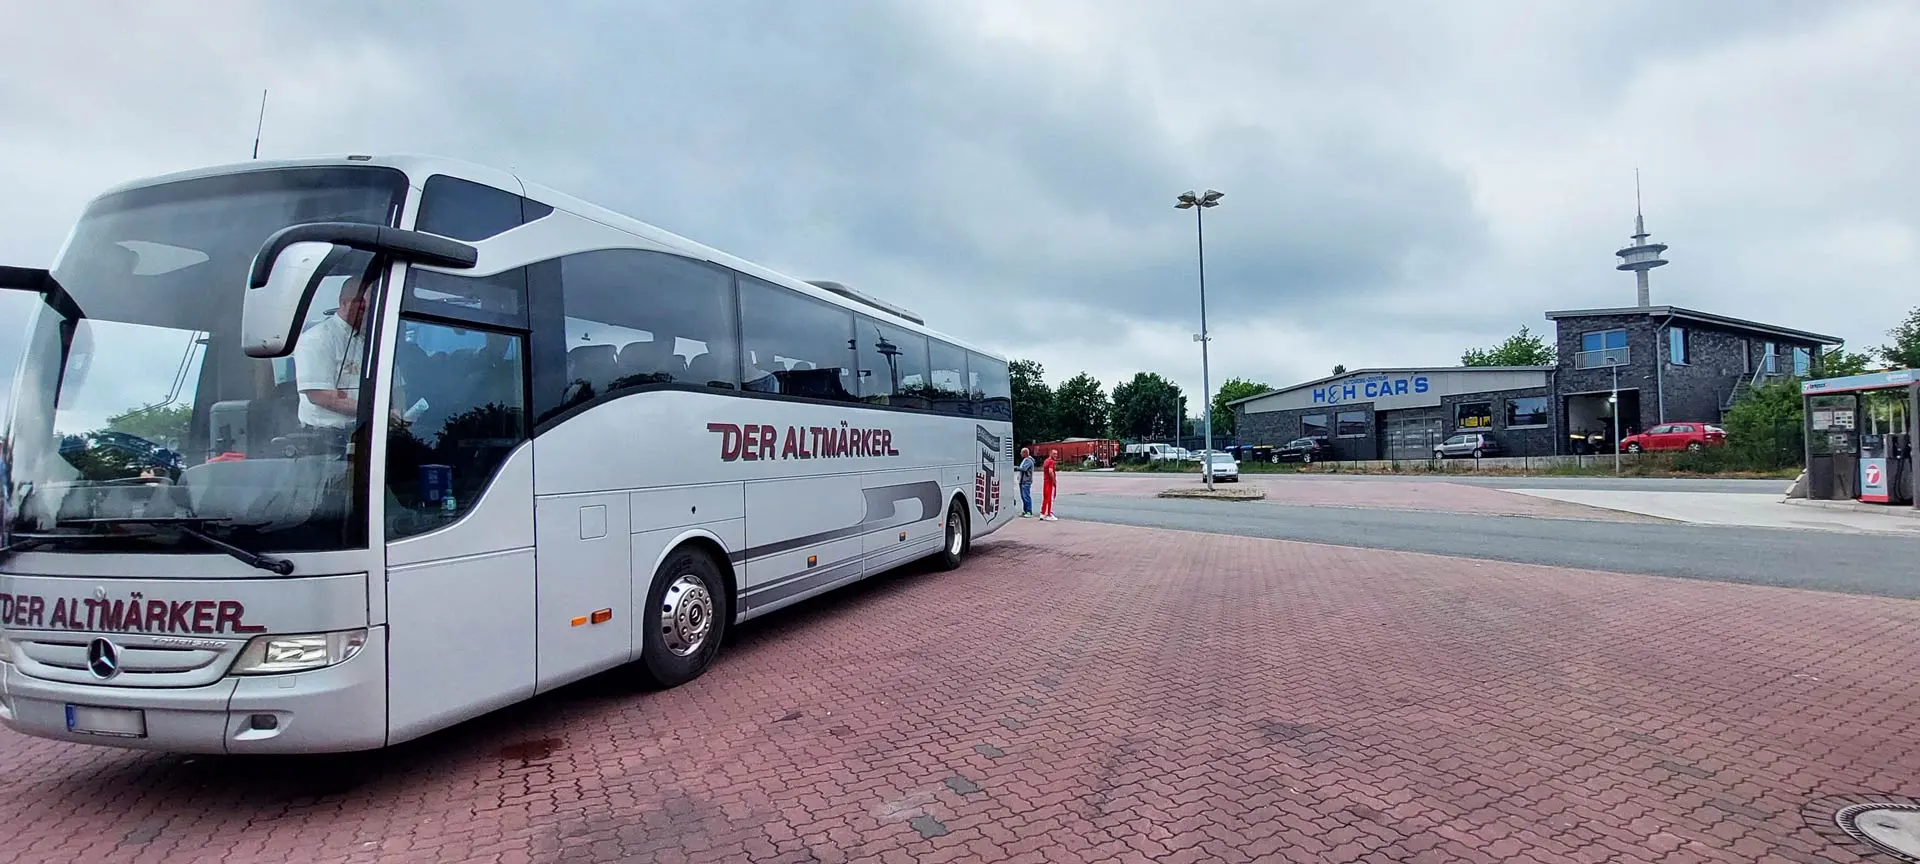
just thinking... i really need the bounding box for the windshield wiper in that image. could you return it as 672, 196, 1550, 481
50, 517, 296, 576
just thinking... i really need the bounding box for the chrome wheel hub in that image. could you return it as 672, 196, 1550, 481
659, 575, 714, 657
948, 513, 964, 556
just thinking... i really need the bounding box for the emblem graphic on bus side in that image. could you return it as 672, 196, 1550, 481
974, 425, 1002, 519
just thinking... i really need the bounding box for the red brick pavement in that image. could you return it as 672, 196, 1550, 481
3, 519, 1918, 863
1059, 472, 1664, 521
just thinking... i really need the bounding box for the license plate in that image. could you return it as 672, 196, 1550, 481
65, 704, 147, 738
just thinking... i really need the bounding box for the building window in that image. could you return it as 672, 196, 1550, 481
1668, 327, 1689, 365
1335, 410, 1367, 438
1792, 346, 1810, 377
1302, 414, 1328, 438
1455, 401, 1493, 431
1577, 329, 1629, 369
1763, 341, 1778, 374
1505, 396, 1549, 429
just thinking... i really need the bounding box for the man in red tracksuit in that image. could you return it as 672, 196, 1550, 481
1039, 450, 1059, 521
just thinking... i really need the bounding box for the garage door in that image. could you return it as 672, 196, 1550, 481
1384, 416, 1443, 460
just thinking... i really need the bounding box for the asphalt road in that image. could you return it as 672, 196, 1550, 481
1059, 494, 1920, 600
1093, 470, 1787, 494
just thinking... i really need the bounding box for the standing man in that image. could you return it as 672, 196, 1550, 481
1016, 447, 1036, 517
1039, 449, 1059, 521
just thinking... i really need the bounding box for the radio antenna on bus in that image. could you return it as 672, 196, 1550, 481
251, 89, 268, 160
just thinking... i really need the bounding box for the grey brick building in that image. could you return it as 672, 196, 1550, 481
1547, 305, 1839, 451
1228, 305, 1842, 459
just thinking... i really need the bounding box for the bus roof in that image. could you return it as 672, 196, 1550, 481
90, 154, 1006, 362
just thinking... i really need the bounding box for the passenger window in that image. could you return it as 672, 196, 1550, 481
385, 319, 529, 540
556, 249, 739, 412
970, 353, 1012, 421
928, 341, 971, 415
416, 175, 553, 242
403, 266, 528, 330
739, 276, 858, 401
854, 315, 930, 407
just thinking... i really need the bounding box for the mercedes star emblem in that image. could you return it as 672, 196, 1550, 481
86, 638, 121, 680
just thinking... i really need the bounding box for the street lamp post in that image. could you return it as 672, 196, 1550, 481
1610, 362, 1621, 476
1176, 189, 1223, 490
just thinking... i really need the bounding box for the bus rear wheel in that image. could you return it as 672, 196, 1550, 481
636, 545, 729, 689
938, 501, 969, 571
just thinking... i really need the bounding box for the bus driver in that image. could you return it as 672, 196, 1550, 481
294, 275, 405, 438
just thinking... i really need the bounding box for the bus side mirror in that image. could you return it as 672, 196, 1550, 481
240, 222, 479, 359
0, 266, 52, 294
241, 241, 335, 359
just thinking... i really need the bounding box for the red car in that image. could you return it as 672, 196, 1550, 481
1619, 422, 1726, 453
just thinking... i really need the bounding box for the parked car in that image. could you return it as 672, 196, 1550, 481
1434, 432, 1502, 459
1272, 436, 1331, 463
1203, 451, 1240, 482
1618, 422, 1726, 453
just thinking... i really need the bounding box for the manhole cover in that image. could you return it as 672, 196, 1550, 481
1806, 795, 1920, 863
1839, 804, 1920, 861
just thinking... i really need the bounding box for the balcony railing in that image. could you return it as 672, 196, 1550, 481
1573, 347, 1630, 370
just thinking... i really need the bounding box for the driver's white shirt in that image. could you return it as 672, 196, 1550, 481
293, 314, 364, 429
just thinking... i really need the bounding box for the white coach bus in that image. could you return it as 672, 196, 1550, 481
0, 155, 1014, 754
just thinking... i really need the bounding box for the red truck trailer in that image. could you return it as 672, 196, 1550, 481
1030, 438, 1122, 467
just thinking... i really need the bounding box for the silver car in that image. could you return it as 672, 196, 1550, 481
1433, 432, 1501, 459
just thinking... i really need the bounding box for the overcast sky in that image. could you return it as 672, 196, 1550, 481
2, 0, 1916, 425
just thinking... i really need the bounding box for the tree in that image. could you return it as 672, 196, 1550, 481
105, 403, 193, 448
1461, 325, 1555, 367
1111, 372, 1185, 441
1880, 305, 1920, 370
1053, 373, 1110, 439
1331, 364, 1346, 375
1721, 378, 1803, 470
1210, 378, 1269, 438
1008, 359, 1055, 448
1822, 347, 1875, 378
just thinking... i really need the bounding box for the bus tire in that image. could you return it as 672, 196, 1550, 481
636, 545, 728, 689
938, 500, 969, 571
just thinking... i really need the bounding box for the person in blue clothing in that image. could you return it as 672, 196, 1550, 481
1016, 447, 1036, 517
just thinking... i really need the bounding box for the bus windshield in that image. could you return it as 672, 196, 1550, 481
3, 166, 409, 558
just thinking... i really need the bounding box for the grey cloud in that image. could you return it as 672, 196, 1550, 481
0, 0, 1912, 412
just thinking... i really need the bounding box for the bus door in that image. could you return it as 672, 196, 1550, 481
380, 308, 539, 743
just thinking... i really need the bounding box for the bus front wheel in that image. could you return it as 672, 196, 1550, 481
636, 545, 729, 689
938, 501, 969, 571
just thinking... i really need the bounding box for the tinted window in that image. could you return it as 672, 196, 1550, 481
1302, 414, 1328, 438
970, 353, 1012, 421
385, 319, 528, 540
853, 315, 930, 408
552, 250, 739, 413
928, 340, 972, 415
416, 175, 552, 242
1336, 410, 1367, 438
1506, 396, 1549, 428
403, 265, 528, 330
740, 276, 857, 401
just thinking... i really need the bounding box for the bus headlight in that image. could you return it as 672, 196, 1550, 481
230, 629, 367, 675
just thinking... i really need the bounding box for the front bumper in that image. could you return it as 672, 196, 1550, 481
0, 627, 389, 754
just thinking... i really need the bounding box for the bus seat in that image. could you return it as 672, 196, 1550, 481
684, 352, 729, 389
617, 339, 676, 384
567, 344, 618, 396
